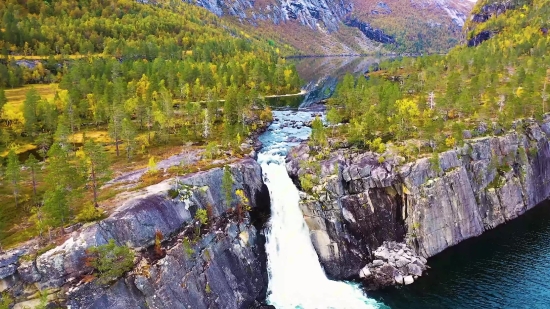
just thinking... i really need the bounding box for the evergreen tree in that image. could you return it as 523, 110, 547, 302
222, 166, 233, 208
310, 117, 328, 148
43, 143, 85, 229
25, 154, 39, 205
6, 150, 21, 208
108, 106, 124, 157
120, 118, 137, 160
23, 88, 40, 136
83, 140, 111, 207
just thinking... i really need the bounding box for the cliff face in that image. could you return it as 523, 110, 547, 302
184, 0, 476, 54
184, 0, 352, 32
287, 117, 550, 279
0, 159, 271, 309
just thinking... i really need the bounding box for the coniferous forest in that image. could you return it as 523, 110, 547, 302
325, 0, 550, 160
0, 0, 301, 247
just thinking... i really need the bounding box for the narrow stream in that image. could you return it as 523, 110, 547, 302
256, 108, 382, 308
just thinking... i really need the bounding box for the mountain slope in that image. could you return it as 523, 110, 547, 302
184, 0, 478, 54
326, 0, 550, 152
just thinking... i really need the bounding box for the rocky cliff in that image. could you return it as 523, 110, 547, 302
0, 159, 271, 309
287, 117, 550, 282
184, 0, 476, 54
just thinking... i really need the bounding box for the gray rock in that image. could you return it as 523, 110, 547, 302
394, 274, 404, 285
395, 257, 410, 268
0, 264, 16, 279
407, 263, 423, 277
359, 266, 371, 278
18, 261, 42, 283
404, 275, 414, 285
372, 259, 384, 267
0, 251, 21, 268
374, 248, 390, 261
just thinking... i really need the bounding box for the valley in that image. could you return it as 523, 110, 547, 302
2, 0, 550, 308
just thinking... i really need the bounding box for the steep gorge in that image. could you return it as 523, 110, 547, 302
286, 116, 550, 282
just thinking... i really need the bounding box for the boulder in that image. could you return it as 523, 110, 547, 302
407, 263, 423, 277
404, 275, 414, 285
394, 274, 404, 285
359, 266, 371, 278
372, 259, 384, 267
395, 257, 410, 268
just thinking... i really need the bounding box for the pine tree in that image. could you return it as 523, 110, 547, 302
310, 117, 328, 148
6, 149, 21, 208
43, 143, 85, 229
83, 140, 111, 207
23, 88, 40, 136
0, 88, 7, 113
120, 118, 137, 160
25, 154, 39, 205
109, 106, 124, 157
222, 166, 233, 208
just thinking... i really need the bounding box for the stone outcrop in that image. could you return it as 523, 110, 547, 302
287, 117, 550, 284
0, 159, 271, 309
183, 0, 352, 32
343, 18, 396, 44
359, 241, 428, 290
466, 0, 520, 46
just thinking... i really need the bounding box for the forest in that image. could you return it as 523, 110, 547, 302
0, 0, 302, 247
326, 0, 550, 160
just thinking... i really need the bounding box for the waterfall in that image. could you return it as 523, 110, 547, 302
258, 153, 381, 309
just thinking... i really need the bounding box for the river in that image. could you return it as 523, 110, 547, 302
256, 109, 383, 308
372, 200, 550, 309
256, 56, 550, 309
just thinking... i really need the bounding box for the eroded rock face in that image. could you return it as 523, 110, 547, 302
67, 222, 266, 309
183, 0, 352, 32
0, 159, 270, 309
287, 118, 550, 281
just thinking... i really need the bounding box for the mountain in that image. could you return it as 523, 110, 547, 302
184, 0, 478, 54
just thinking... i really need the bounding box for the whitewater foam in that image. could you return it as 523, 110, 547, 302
259, 153, 381, 309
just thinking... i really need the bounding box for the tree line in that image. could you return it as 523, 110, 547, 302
327, 0, 550, 158
0, 0, 302, 246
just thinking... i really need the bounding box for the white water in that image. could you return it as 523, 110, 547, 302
258, 151, 381, 309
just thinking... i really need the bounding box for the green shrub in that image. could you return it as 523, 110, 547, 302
76, 203, 105, 223
0, 292, 13, 309
195, 209, 208, 225
299, 174, 315, 192
182, 238, 194, 257
429, 153, 441, 174
86, 239, 135, 284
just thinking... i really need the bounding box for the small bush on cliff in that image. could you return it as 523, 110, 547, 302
299, 174, 316, 193
195, 209, 209, 226
86, 239, 135, 284
76, 203, 105, 223
429, 153, 441, 174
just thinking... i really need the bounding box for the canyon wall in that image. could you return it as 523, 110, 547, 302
0, 159, 271, 309
287, 117, 550, 280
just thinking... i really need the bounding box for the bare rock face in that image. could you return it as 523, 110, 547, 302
0, 159, 271, 309
287, 118, 550, 284
183, 0, 352, 32
67, 222, 266, 309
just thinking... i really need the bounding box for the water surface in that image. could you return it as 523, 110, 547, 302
373, 201, 550, 309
